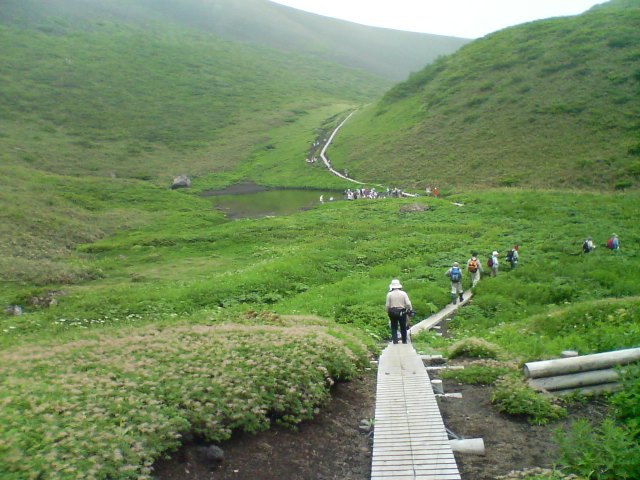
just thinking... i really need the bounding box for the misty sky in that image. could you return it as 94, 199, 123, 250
269, 0, 607, 38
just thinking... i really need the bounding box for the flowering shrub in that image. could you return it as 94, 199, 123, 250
0, 321, 369, 479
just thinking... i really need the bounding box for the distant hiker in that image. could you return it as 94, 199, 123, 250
607, 233, 620, 253
425, 186, 432, 196
446, 262, 464, 304
583, 237, 596, 254
467, 252, 483, 288
488, 251, 499, 277
386, 279, 413, 344
319, 195, 324, 203
433, 186, 440, 198
506, 245, 519, 269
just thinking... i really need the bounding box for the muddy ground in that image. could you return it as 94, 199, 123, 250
153, 353, 608, 480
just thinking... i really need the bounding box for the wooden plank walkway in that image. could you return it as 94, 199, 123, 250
372, 344, 461, 480
409, 292, 473, 336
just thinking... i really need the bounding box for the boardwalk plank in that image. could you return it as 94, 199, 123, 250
371, 343, 461, 480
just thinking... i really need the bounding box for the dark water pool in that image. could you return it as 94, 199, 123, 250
202, 183, 339, 219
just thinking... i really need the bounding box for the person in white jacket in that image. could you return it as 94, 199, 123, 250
490, 251, 499, 277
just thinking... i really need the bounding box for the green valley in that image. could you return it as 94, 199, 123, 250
1, 1, 639, 479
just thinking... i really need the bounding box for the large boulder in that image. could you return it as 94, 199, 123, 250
171, 174, 192, 190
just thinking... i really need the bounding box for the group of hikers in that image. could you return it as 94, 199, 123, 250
583, 233, 620, 254
385, 244, 520, 344
344, 187, 407, 200
386, 232, 623, 344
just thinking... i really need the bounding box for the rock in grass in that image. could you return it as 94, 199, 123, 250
4, 305, 22, 315
192, 445, 225, 466
171, 174, 192, 189
400, 203, 430, 213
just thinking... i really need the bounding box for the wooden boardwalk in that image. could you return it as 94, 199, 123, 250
371, 344, 461, 480
409, 292, 472, 337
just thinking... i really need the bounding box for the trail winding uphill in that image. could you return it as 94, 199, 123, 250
318, 111, 417, 197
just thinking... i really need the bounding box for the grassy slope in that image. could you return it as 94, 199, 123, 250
0, 14, 384, 284
4, 190, 639, 349
0, 0, 469, 82
3, 186, 639, 477
0, 23, 385, 179
327, 0, 640, 191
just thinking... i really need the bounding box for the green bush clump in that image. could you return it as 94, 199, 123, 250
0, 321, 370, 479
611, 363, 640, 432
556, 419, 640, 479
447, 337, 502, 359
441, 362, 514, 385
555, 364, 640, 479
492, 375, 566, 425
334, 304, 388, 340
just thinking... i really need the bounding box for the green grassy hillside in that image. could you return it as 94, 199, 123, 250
2, 1, 640, 478
328, 0, 640, 191
2, 190, 639, 478
0, 0, 468, 81
0, 4, 386, 284
0, 22, 384, 180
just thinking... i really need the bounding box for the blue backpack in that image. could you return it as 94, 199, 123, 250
450, 267, 462, 282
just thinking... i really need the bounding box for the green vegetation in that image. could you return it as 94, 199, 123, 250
557, 418, 640, 479
492, 375, 567, 425
0, 316, 370, 479
0, 22, 385, 181
555, 364, 640, 478
0, 0, 467, 82
329, 0, 640, 190
447, 337, 502, 359
2, 0, 640, 478
440, 361, 515, 385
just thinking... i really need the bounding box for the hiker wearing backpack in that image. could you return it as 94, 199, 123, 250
607, 233, 620, 253
488, 251, 499, 277
467, 252, 483, 288
506, 245, 519, 269
583, 237, 596, 254
386, 279, 413, 344
446, 262, 464, 304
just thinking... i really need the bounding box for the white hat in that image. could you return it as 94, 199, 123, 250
389, 279, 403, 290
453, 262, 460, 267
492, 251, 499, 256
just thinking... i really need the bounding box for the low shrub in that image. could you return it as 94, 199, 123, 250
556, 419, 640, 479
492, 375, 566, 425
611, 363, 640, 431
447, 337, 502, 359
0, 320, 370, 479
441, 362, 514, 385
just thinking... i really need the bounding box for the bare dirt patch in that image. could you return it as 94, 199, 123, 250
153, 355, 608, 480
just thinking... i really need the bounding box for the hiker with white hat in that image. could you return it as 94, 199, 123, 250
489, 251, 500, 277
385, 279, 413, 344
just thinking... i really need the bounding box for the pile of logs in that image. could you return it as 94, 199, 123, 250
524, 347, 640, 396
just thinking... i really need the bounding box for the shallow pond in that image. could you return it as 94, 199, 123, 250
202, 183, 340, 219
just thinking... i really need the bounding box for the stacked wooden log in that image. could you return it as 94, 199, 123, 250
524, 348, 640, 396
